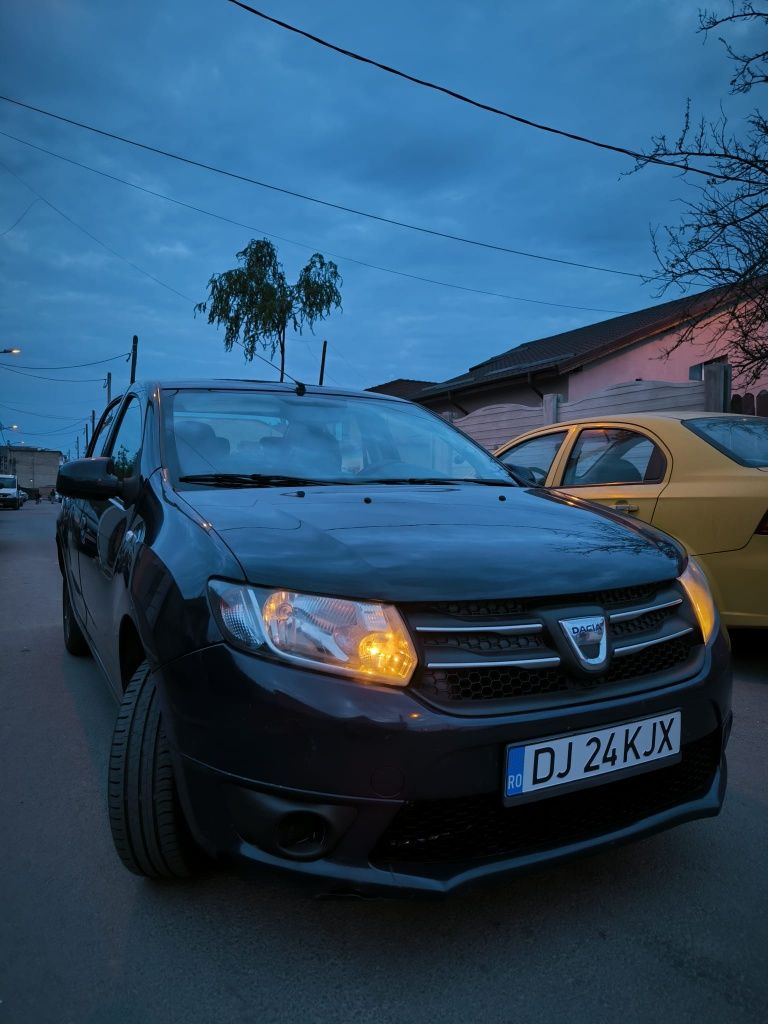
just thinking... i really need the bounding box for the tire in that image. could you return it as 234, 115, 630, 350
108, 661, 202, 879
62, 576, 90, 657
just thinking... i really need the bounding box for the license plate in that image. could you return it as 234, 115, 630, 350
504, 711, 681, 803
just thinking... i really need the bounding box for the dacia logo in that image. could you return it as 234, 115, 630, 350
571, 622, 603, 636
559, 614, 609, 669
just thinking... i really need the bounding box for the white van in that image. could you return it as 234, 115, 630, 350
0, 473, 22, 509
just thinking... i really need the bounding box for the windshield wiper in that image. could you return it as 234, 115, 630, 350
178, 473, 331, 488
360, 477, 518, 486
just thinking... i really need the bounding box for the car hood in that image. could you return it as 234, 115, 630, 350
180, 483, 683, 602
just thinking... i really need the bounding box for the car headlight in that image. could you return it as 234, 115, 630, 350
208, 580, 417, 686
678, 557, 717, 645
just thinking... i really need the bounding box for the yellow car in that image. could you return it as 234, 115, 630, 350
495, 413, 768, 629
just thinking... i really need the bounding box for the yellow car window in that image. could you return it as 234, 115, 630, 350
563, 428, 667, 486
499, 431, 568, 485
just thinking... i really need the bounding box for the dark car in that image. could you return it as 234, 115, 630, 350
55, 381, 732, 894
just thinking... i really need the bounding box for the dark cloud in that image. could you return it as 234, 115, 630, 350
0, 0, 753, 450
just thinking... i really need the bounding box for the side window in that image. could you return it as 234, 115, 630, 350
499, 431, 568, 484
86, 399, 122, 457
562, 428, 667, 486
106, 399, 144, 481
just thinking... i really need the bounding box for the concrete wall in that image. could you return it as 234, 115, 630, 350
452, 378, 710, 450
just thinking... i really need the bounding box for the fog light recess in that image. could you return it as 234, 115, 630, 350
276, 812, 330, 860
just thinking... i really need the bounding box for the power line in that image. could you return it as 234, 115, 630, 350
0, 95, 645, 278
0, 400, 94, 420
18, 418, 89, 436
230, 338, 305, 387
0, 363, 105, 383
0, 156, 194, 304
225, 1, 749, 186
0, 131, 631, 314
1, 197, 38, 236
10, 352, 130, 370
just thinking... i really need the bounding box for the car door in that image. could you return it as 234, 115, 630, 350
63, 398, 122, 626
551, 425, 671, 523
496, 429, 572, 486
77, 396, 145, 666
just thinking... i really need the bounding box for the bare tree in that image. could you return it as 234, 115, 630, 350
637, 2, 768, 384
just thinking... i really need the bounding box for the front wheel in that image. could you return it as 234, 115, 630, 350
108, 661, 203, 879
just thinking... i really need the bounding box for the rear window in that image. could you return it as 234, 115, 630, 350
683, 416, 768, 467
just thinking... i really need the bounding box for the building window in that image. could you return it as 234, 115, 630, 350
689, 356, 727, 381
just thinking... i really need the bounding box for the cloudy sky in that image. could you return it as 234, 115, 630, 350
0, 0, 754, 455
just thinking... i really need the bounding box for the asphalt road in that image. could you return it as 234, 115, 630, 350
1, 504, 767, 1024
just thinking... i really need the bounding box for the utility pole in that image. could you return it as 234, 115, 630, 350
85, 423, 89, 450
318, 339, 328, 386
76, 436, 80, 459
130, 335, 138, 384
106, 371, 112, 403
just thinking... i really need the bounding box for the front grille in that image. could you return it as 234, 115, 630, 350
426, 664, 571, 702
604, 636, 699, 684
425, 633, 546, 654
371, 731, 720, 866
405, 582, 703, 710
421, 631, 699, 703
416, 584, 658, 620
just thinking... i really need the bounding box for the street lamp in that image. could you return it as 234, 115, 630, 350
0, 423, 19, 470
1, 348, 21, 355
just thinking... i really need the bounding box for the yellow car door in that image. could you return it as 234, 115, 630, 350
551, 425, 671, 523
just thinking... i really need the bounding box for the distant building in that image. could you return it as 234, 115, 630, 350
366, 378, 436, 401
0, 444, 63, 496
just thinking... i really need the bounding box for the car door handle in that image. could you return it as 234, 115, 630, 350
613, 502, 639, 514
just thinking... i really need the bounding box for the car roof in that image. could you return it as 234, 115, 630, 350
530, 411, 762, 428
136, 379, 405, 403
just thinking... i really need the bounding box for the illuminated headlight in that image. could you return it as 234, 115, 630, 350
678, 557, 717, 645
208, 580, 417, 686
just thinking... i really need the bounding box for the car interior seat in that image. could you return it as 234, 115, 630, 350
174, 420, 230, 473
283, 423, 342, 476
578, 456, 643, 485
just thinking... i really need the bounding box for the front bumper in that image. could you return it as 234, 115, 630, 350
158, 632, 732, 894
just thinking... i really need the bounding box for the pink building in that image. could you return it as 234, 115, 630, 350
391, 286, 768, 419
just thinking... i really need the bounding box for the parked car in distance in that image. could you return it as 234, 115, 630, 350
0, 473, 22, 509
496, 412, 768, 629
55, 381, 731, 895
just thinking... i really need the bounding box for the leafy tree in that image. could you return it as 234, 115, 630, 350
195, 239, 342, 382
637, 2, 768, 384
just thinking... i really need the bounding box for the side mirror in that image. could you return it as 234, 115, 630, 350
56, 457, 123, 500
502, 462, 537, 486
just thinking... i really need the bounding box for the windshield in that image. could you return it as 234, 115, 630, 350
162, 389, 513, 486
0, 475, 16, 489
684, 416, 768, 468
